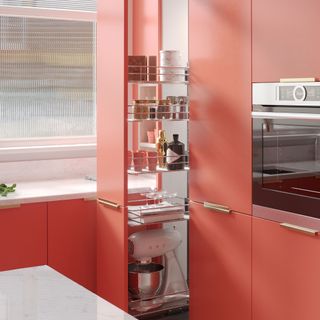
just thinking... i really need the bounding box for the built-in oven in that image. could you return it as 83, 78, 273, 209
253, 82, 320, 230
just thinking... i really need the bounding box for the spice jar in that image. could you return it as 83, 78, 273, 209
157, 99, 171, 120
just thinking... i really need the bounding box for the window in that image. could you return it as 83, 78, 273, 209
0, 1, 96, 161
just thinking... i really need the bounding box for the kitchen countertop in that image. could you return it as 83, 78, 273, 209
0, 265, 136, 320
0, 175, 157, 206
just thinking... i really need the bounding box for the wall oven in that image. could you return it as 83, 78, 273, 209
253, 82, 320, 229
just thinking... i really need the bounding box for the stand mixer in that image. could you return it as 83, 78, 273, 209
128, 228, 189, 312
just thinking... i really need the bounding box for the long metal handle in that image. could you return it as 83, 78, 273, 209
204, 202, 231, 214
0, 203, 21, 210
280, 223, 319, 236
98, 198, 121, 209
252, 111, 320, 121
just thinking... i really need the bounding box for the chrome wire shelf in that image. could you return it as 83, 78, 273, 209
128, 166, 190, 175
128, 103, 189, 122
128, 65, 189, 84
128, 192, 189, 226
129, 290, 189, 317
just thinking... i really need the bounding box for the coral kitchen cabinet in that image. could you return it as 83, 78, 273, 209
97, 0, 252, 318
0, 203, 47, 271
48, 199, 97, 292
253, 0, 320, 82
190, 203, 251, 320
253, 217, 320, 320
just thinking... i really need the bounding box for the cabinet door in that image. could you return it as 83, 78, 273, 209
189, 202, 252, 320
0, 203, 47, 271
97, 0, 128, 310
48, 199, 97, 292
253, 217, 320, 320
253, 0, 320, 82
189, 0, 251, 215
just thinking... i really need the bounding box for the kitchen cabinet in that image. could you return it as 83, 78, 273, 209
48, 199, 97, 292
189, 0, 252, 215
189, 202, 252, 320
253, 0, 320, 82
0, 203, 47, 271
253, 216, 320, 320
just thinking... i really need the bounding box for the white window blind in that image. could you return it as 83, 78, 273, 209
0, 16, 96, 143
0, 0, 96, 12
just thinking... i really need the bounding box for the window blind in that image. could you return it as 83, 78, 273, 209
0, 0, 96, 12
0, 16, 96, 140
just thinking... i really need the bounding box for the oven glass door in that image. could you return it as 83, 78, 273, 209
253, 113, 320, 218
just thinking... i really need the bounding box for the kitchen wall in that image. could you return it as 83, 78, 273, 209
162, 0, 189, 279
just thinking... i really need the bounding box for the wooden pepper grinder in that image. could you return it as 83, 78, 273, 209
156, 130, 168, 168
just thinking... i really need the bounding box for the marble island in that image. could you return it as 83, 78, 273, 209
0, 266, 136, 320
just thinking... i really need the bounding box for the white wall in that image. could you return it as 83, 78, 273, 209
162, 0, 189, 280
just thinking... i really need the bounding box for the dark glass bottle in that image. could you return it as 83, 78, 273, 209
167, 134, 185, 170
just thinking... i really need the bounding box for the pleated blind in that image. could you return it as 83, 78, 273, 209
0, 16, 96, 140
0, 0, 96, 12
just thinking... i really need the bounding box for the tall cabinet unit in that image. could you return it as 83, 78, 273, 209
97, 0, 190, 317
189, 0, 252, 319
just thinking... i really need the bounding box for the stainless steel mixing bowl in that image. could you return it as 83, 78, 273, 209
128, 263, 164, 300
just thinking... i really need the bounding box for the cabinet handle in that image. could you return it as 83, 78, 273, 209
204, 202, 231, 214
280, 223, 319, 236
83, 197, 96, 202
98, 198, 121, 209
0, 203, 21, 210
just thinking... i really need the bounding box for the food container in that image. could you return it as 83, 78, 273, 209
178, 96, 189, 120
133, 100, 148, 120
157, 99, 171, 120
133, 151, 146, 172
147, 151, 158, 171
147, 131, 155, 144
128, 263, 164, 300
128, 56, 147, 81
159, 50, 183, 82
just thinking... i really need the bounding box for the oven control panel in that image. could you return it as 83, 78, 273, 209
279, 85, 320, 102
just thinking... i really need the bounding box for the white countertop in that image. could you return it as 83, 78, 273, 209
0, 175, 157, 206
0, 266, 136, 320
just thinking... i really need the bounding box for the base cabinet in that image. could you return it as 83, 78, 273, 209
190, 203, 252, 320
0, 203, 47, 271
253, 217, 320, 320
48, 199, 97, 292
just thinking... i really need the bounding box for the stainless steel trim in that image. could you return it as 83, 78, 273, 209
252, 111, 320, 121
203, 202, 231, 214
253, 82, 320, 106
98, 198, 121, 209
280, 223, 319, 236
253, 204, 320, 230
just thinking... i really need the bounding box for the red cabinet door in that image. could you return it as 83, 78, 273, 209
189, 0, 251, 215
97, 0, 128, 310
253, 217, 320, 320
253, 0, 320, 82
0, 203, 47, 271
190, 202, 252, 320
48, 199, 97, 292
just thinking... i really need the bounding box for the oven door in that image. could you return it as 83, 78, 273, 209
253, 109, 320, 219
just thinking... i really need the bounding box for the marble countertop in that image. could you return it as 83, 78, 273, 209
0, 175, 157, 206
0, 265, 136, 320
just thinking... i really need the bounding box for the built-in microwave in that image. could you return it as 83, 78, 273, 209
252, 82, 320, 230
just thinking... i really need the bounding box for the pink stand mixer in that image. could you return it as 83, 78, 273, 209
128, 228, 189, 313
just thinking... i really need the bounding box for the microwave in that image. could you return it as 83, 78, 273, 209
252, 82, 320, 229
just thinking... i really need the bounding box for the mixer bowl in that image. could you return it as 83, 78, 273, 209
128, 263, 164, 300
